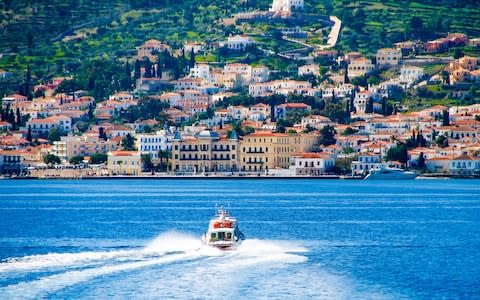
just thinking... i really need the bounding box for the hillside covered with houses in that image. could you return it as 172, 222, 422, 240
1, 0, 480, 178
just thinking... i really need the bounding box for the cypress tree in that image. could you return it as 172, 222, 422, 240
16, 108, 22, 128
442, 110, 450, 126
27, 125, 32, 142
88, 103, 94, 120
8, 109, 15, 125
125, 61, 132, 90
157, 62, 163, 79
25, 65, 32, 100
134, 59, 142, 79
344, 64, 349, 84
190, 48, 196, 68
418, 152, 426, 170
144, 59, 152, 78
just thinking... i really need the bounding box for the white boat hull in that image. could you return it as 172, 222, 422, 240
364, 167, 417, 180
202, 208, 245, 250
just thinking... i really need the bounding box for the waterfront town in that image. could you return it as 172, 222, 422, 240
1, 0, 480, 178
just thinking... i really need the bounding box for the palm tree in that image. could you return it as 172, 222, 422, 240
158, 149, 172, 172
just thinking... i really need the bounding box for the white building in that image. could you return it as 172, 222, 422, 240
227, 105, 250, 120
354, 90, 373, 114
249, 80, 312, 97
300, 115, 333, 129
351, 153, 382, 175
27, 115, 72, 135
400, 66, 424, 86
109, 92, 134, 102
449, 154, 480, 175
189, 64, 214, 82
289, 153, 335, 176
184, 42, 205, 54
270, 0, 304, 12
136, 130, 173, 159
298, 64, 320, 77
219, 35, 254, 50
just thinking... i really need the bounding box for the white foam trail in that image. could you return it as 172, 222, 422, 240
0, 235, 310, 299
1, 252, 200, 299
0, 231, 205, 273
0, 250, 138, 272
217, 239, 308, 269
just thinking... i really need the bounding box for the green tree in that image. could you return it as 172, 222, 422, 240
44, 154, 61, 165
442, 110, 450, 126
436, 135, 449, 148
342, 127, 358, 136
48, 128, 64, 143
453, 48, 464, 59
90, 153, 108, 164
26, 125, 32, 142
158, 149, 171, 172
244, 126, 255, 135
122, 133, 135, 150
319, 125, 336, 146
56, 79, 83, 95
69, 155, 85, 165
417, 152, 426, 171
386, 143, 409, 163
141, 154, 153, 171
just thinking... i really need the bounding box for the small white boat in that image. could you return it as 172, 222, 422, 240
201, 207, 245, 250
364, 166, 417, 180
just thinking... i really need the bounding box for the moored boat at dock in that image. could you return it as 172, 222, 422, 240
364, 166, 417, 180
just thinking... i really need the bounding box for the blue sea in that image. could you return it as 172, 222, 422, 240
0, 179, 479, 299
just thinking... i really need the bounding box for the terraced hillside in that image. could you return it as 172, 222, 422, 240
0, 0, 479, 91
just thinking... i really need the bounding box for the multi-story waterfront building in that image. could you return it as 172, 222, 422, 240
107, 151, 142, 176
136, 130, 173, 159
171, 130, 240, 173
52, 133, 120, 161
239, 132, 320, 172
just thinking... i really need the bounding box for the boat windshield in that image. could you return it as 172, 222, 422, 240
211, 231, 232, 241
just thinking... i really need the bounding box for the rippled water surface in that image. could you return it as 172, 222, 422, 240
0, 179, 479, 299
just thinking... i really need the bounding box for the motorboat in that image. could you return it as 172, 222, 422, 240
364, 166, 417, 180
201, 207, 245, 250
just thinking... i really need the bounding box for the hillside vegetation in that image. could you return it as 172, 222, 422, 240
1, 0, 480, 96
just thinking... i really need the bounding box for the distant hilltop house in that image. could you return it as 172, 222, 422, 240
400, 65, 424, 87
0, 69, 13, 79
376, 48, 402, 66
137, 39, 171, 61
235, 0, 304, 21
348, 57, 375, 78
448, 56, 480, 84
425, 33, 469, 53
270, 0, 304, 12
183, 42, 205, 54
219, 35, 254, 51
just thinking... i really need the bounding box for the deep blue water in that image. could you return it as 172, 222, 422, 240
0, 179, 479, 299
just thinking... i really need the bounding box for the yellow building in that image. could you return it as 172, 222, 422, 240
53, 133, 121, 161
107, 151, 142, 176
239, 132, 320, 172
171, 130, 240, 173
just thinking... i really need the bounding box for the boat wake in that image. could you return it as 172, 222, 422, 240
0, 232, 308, 299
